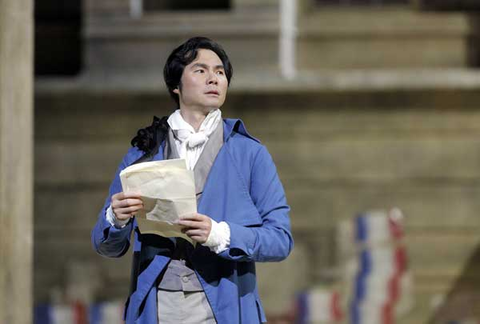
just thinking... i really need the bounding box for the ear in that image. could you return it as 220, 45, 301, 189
173, 87, 180, 95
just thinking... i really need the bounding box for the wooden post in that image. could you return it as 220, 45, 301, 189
0, 0, 34, 323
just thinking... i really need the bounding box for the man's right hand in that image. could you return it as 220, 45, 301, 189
111, 192, 144, 222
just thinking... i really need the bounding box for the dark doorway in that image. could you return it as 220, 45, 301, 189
315, 0, 408, 6
144, 0, 231, 11
35, 0, 82, 76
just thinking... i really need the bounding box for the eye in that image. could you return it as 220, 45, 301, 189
195, 69, 205, 73
216, 70, 225, 75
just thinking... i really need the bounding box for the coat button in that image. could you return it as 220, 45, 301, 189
182, 276, 189, 283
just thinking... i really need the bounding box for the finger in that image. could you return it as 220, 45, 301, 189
177, 220, 205, 228
111, 192, 125, 201
112, 192, 142, 202
179, 214, 200, 221
115, 205, 143, 215
180, 227, 204, 235
179, 215, 211, 224
184, 228, 206, 236
112, 198, 143, 209
124, 198, 143, 207
124, 191, 142, 198
181, 212, 210, 220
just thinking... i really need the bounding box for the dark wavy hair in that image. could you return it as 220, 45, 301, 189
163, 36, 233, 107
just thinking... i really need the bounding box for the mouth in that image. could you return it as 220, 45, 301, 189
205, 90, 219, 96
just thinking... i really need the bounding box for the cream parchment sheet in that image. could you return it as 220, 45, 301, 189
119, 159, 196, 244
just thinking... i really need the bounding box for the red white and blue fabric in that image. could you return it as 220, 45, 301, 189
89, 301, 124, 324
355, 213, 403, 245
350, 214, 407, 324
34, 302, 123, 324
296, 289, 343, 323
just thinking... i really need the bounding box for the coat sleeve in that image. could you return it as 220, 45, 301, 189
91, 152, 136, 258
219, 145, 294, 262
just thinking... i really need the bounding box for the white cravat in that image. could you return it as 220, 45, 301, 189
167, 109, 222, 170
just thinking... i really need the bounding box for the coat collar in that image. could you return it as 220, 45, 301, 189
223, 118, 260, 143
149, 118, 258, 163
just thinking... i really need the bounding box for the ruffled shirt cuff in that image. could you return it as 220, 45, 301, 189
202, 219, 230, 254
106, 205, 130, 229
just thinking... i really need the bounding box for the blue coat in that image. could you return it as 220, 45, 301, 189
92, 119, 293, 324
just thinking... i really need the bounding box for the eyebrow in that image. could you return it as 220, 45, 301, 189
191, 63, 225, 70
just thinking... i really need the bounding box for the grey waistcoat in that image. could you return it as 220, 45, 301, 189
158, 121, 223, 291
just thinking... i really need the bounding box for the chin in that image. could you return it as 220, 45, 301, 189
204, 101, 224, 110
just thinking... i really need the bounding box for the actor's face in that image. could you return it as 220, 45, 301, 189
174, 49, 228, 113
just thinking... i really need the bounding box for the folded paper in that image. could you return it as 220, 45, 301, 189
120, 159, 196, 244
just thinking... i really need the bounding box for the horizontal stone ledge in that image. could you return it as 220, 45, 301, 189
413, 273, 480, 287
34, 102, 480, 140
34, 176, 480, 190
34, 232, 92, 245
34, 224, 99, 233
34, 182, 108, 190
283, 176, 480, 187
33, 184, 480, 232
293, 224, 480, 234
85, 20, 278, 39
288, 186, 480, 229
298, 27, 468, 38
85, 10, 278, 37
404, 234, 479, 272
34, 176, 480, 189
34, 138, 480, 184
270, 140, 480, 180
37, 113, 480, 139
411, 274, 480, 293
34, 69, 480, 95
84, 8, 469, 38
34, 174, 480, 188
33, 129, 480, 143
299, 8, 469, 36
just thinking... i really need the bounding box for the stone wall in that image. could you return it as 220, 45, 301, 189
34, 86, 480, 322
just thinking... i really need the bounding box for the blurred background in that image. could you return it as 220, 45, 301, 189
4, 0, 480, 323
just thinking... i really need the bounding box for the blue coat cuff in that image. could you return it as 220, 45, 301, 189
218, 222, 257, 261
92, 211, 132, 257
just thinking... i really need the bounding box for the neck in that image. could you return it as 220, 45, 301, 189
179, 108, 212, 132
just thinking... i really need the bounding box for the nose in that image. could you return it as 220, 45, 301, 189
207, 71, 218, 85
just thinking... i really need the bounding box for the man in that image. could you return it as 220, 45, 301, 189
92, 37, 293, 324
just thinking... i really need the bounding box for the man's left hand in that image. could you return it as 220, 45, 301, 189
178, 213, 212, 244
